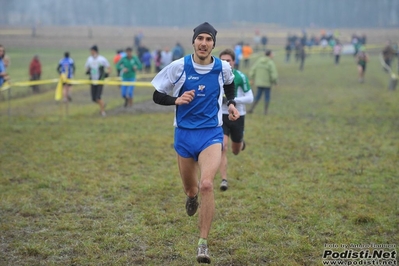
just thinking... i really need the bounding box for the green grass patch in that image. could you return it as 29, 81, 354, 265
0, 48, 398, 265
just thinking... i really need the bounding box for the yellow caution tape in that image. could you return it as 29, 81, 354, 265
0, 81, 11, 92
12, 79, 60, 87
1, 77, 154, 93
63, 79, 152, 86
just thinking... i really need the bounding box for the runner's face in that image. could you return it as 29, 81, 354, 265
220, 54, 234, 68
193, 33, 214, 61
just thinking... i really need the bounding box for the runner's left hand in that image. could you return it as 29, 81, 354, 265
228, 105, 240, 121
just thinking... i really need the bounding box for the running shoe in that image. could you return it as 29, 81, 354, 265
220, 179, 228, 191
185, 195, 199, 216
196, 244, 211, 264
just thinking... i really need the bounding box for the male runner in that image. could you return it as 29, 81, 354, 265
85, 45, 110, 116
219, 48, 253, 191
116, 47, 142, 107
57, 52, 75, 102
152, 22, 239, 264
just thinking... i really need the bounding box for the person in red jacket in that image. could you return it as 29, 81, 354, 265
29, 55, 42, 93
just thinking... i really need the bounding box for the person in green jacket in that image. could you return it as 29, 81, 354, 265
248, 49, 278, 115
116, 47, 142, 107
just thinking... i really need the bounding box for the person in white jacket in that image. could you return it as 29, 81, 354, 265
218, 48, 254, 191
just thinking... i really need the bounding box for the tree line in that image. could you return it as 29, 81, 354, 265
1, 0, 398, 28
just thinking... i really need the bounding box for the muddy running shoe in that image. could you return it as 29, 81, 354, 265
241, 140, 246, 151
196, 244, 211, 264
185, 195, 199, 216
220, 179, 228, 191
124, 97, 128, 108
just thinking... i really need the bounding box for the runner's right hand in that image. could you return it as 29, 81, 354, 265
175, 90, 195, 105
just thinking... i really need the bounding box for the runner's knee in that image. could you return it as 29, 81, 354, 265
222, 140, 228, 152
232, 148, 240, 155
200, 180, 213, 193
185, 186, 198, 197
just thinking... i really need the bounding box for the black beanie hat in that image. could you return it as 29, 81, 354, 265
192, 22, 217, 47
90, 45, 98, 52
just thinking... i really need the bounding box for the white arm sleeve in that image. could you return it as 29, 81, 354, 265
235, 89, 254, 104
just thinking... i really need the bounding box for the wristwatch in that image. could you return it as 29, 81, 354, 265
226, 99, 236, 107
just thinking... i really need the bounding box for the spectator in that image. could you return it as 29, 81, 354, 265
134, 31, 144, 48
113, 49, 123, 77
382, 41, 396, 71
357, 46, 369, 83
248, 49, 278, 115
285, 41, 292, 62
289, 34, 298, 48
352, 34, 361, 56
329, 38, 336, 48
160, 47, 172, 69
141, 49, 152, 73
29, 55, 41, 93
154, 49, 162, 73
393, 42, 399, 74
253, 29, 261, 52
320, 38, 329, 56
261, 35, 268, 51
242, 43, 253, 68
3, 55, 10, 68
300, 29, 307, 46
172, 42, 185, 61
0, 45, 8, 87
137, 45, 148, 61
333, 41, 343, 65
234, 43, 242, 69
359, 34, 367, 45
298, 44, 306, 71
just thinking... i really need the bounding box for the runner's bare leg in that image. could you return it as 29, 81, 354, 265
177, 155, 199, 198
231, 141, 244, 155
197, 143, 222, 238
219, 135, 229, 181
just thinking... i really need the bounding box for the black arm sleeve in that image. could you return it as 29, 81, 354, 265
223, 81, 235, 100
153, 90, 177, 106
57, 64, 61, 74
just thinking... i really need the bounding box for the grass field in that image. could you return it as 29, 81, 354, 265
0, 46, 398, 266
